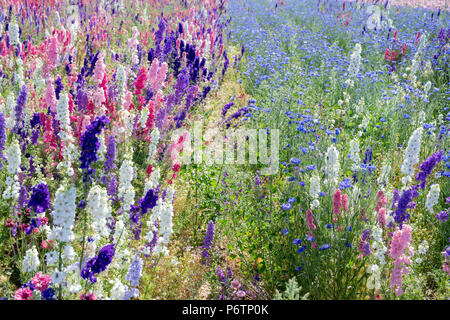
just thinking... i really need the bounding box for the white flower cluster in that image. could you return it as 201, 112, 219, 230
371, 226, 387, 266
109, 278, 129, 300
5, 93, 16, 129
87, 185, 112, 241
151, 187, 175, 256
15, 58, 25, 88
116, 65, 127, 100
423, 81, 432, 101
128, 26, 139, 65
3, 139, 21, 200
56, 93, 77, 176
148, 128, 160, 163
139, 106, 149, 129
97, 133, 106, 162
49, 184, 77, 242
366, 264, 381, 290
410, 34, 427, 80
32, 58, 46, 92
56, 93, 71, 136
22, 246, 40, 273
377, 160, 392, 186
309, 174, 320, 209
400, 127, 422, 184
348, 138, 361, 171
145, 167, 160, 193
414, 240, 430, 264
118, 158, 135, 213
348, 43, 362, 81
9, 20, 20, 46
324, 144, 340, 187
425, 184, 440, 214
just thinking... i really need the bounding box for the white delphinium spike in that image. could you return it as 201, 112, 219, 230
3, 139, 21, 200
87, 185, 112, 241
309, 174, 321, 209
400, 127, 423, 185
5, 93, 16, 129
22, 246, 40, 273
324, 144, 340, 187
347, 43, 362, 86
377, 160, 392, 186
425, 184, 440, 214
148, 128, 160, 163
8, 18, 20, 46
118, 158, 135, 213
348, 139, 361, 171
49, 184, 77, 243
366, 264, 381, 290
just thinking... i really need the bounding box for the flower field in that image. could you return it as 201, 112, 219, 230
0, 0, 448, 301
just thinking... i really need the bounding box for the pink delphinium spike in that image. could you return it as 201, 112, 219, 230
306, 209, 316, 230
93, 52, 106, 86
333, 189, 342, 215
45, 77, 57, 113
45, 36, 59, 74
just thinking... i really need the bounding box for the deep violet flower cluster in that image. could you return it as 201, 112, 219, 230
104, 135, 117, 173
79, 115, 109, 180
201, 220, 215, 259
416, 150, 443, 189
140, 188, 159, 216
28, 183, 50, 213
81, 244, 115, 283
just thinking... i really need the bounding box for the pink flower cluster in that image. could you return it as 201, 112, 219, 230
31, 272, 51, 291
376, 191, 387, 228
389, 224, 413, 296
332, 189, 348, 222
14, 272, 51, 300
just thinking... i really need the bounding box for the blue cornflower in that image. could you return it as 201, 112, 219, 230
326, 224, 333, 229
288, 197, 296, 203
306, 235, 315, 242
281, 228, 288, 235
282, 203, 292, 210
297, 246, 307, 253
290, 157, 301, 165
293, 238, 302, 245
295, 266, 302, 271
339, 178, 352, 189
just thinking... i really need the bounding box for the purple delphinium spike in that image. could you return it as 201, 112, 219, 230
416, 150, 443, 189
201, 220, 215, 260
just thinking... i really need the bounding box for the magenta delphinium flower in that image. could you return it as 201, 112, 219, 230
14, 288, 33, 300
31, 272, 51, 291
